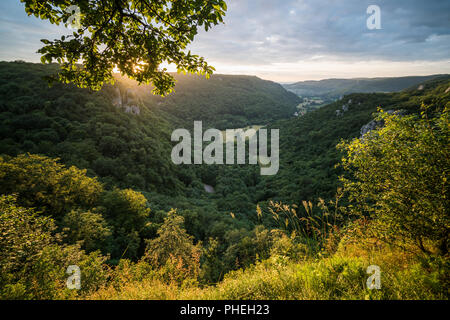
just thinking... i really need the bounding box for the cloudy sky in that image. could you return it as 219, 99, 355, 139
1, 0, 449, 82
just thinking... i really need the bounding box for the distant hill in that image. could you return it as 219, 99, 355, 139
123, 73, 300, 130
259, 75, 450, 202
283, 75, 447, 99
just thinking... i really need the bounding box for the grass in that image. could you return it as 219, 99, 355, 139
83, 241, 448, 300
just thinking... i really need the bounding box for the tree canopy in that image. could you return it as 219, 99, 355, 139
22, 0, 227, 95
339, 106, 450, 256
0, 63, 449, 299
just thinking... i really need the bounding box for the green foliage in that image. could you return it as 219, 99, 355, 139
0, 195, 55, 289
203, 255, 367, 300
143, 73, 300, 129
258, 76, 450, 206
102, 188, 150, 230
61, 209, 112, 252
143, 211, 202, 283
85, 250, 448, 300
101, 188, 151, 260
222, 225, 273, 271
339, 105, 450, 256
262, 196, 344, 248
0, 154, 102, 216
201, 253, 448, 300
200, 238, 224, 284
0, 61, 299, 196
0, 195, 109, 299
0, 153, 151, 262
0, 61, 449, 300
0, 61, 184, 194
22, 0, 227, 94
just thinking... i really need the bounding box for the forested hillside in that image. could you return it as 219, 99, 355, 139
0, 61, 449, 300
0, 61, 299, 284
0, 62, 299, 193
0, 62, 184, 194
120, 72, 300, 129
258, 75, 450, 204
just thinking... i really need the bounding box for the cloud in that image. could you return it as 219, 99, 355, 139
190, 0, 450, 62
1, 0, 449, 81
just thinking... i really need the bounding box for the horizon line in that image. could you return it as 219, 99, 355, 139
2, 59, 449, 85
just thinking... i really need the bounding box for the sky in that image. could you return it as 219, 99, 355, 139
1, 0, 449, 83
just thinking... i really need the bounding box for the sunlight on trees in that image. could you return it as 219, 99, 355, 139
21, 0, 227, 95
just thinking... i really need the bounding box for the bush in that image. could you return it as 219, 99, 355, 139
143, 211, 202, 284
62, 209, 111, 252
0, 195, 109, 299
0, 154, 103, 217
339, 106, 450, 256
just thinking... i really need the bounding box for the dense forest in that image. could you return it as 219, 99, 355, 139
0, 62, 449, 299
141, 73, 301, 129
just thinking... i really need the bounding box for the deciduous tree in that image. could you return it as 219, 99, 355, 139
22, 0, 227, 95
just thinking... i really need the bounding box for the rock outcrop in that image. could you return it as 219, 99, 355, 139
360, 110, 407, 137
336, 99, 352, 116
113, 87, 141, 115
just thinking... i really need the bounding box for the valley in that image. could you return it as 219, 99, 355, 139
1, 61, 448, 300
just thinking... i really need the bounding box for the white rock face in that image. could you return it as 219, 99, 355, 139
114, 87, 141, 115
360, 119, 383, 137
360, 110, 406, 137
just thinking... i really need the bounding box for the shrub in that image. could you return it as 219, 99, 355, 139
339, 106, 450, 256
